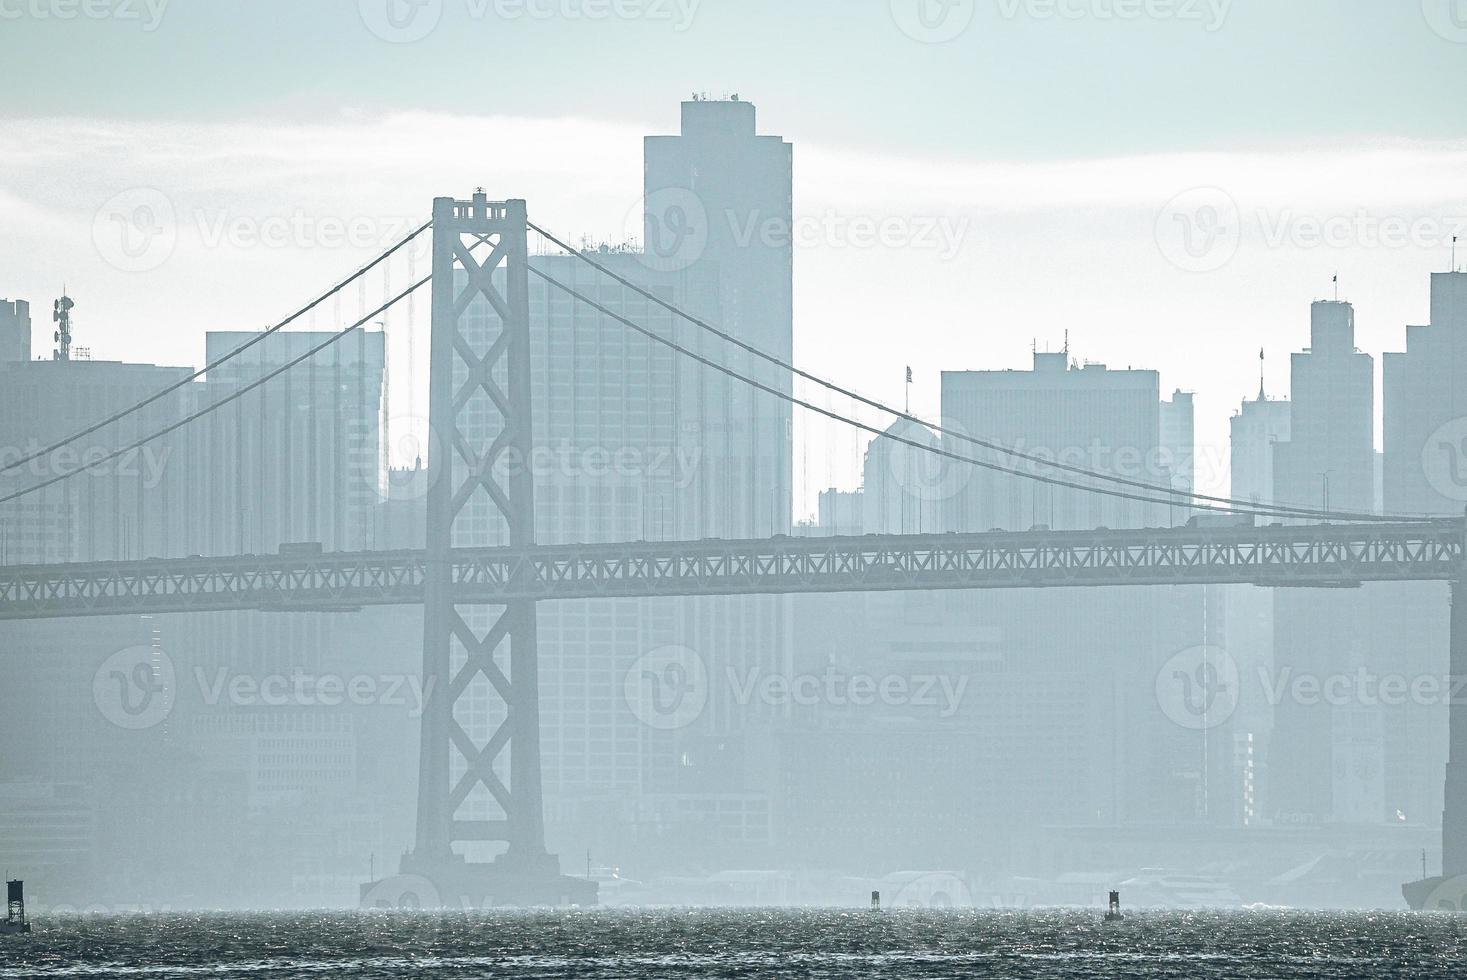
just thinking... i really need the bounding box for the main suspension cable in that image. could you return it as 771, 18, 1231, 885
527, 219, 1432, 524
0, 220, 431, 477
529, 263, 1418, 524
0, 275, 431, 508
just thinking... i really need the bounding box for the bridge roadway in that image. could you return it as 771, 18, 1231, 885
0, 520, 1462, 621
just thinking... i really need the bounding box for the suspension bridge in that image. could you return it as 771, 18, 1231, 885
2, 192, 1464, 906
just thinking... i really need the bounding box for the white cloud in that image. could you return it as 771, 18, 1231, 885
2, 110, 1464, 510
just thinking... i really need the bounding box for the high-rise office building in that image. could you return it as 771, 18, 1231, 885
639, 100, 795, 862
1161, 389, 1196, 519
942, 352, 1175, 533
0, 299, 30, 364
1380, 271, 1467, 843
644, 97, 793, 539
862, 419, 942, 535
1226, 386, 1291, 823
0, 356, 194, 564
1269, 300, 1383, 824
187, 330, 385, 556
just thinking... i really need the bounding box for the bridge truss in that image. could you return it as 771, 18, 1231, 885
1, 520, 1461, 621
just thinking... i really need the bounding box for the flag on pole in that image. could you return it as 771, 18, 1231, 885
906, 366, 913, 384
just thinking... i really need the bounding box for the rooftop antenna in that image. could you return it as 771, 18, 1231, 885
1258, 347, 1266, 401
1454, 235, 1459, 273
52, 291, 75, 361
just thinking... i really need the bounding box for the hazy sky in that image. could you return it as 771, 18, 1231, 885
3, 0, 1465, 513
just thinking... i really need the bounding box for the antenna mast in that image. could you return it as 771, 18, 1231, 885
52, 293, 74, 361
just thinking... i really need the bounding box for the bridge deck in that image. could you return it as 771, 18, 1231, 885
0, 521, 1461, 620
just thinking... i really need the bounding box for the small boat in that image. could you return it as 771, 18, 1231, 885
2, 881, 31, 935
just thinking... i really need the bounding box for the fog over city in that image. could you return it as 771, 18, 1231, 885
3, 2, 1467, 977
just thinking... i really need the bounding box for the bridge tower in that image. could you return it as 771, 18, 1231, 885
368, 193, 594, 907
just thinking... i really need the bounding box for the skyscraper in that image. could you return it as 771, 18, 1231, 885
0, 299, 29, 364
1270, 300, 1382, 824
1380, 271, 1467, 848
0, 356, 193, 564
644, 97, 793, 538
1227, 385, 1290, 823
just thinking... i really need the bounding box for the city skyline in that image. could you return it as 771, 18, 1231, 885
6, 0, 1467, 938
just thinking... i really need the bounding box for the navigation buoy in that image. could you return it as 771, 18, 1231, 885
2, 881, 31, 935
1104, 889, 1123, 922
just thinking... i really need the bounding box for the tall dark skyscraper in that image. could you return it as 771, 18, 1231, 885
644, 97, 793, 538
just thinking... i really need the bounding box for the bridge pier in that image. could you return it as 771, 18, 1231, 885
382, 193, 593, 907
